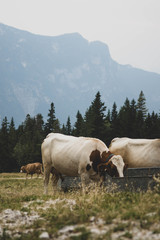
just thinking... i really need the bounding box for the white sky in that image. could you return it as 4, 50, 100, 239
0, 0, 160, 73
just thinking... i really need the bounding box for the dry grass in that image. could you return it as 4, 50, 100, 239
0, 173, 160, 239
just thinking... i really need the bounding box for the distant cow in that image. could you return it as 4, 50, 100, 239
20, 162, 43, 178
41, 133, 125, 194
109, 137, 160, 168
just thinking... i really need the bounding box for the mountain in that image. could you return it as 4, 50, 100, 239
0, 23, 160, 126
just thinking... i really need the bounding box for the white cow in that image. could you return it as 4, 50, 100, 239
109, 137, 160, 168
41, 133, 125, 194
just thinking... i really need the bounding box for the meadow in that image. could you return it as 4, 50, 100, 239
0, 173, 160, 240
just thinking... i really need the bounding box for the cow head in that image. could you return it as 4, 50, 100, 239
20, 166, 25, 173
89, 150, 125, 178
104, 155, 125, 177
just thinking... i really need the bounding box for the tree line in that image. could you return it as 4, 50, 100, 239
0, 90, 160, 172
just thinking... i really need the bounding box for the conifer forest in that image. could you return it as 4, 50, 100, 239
0, 90, 160, 172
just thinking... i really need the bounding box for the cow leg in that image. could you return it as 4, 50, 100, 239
44, 164, 52, 194
50, 167, 61, 192
78, 164, 90, 191
51, 173, 59, 192
80, 172, 90, 193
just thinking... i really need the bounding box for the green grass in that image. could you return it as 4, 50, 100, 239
0, 173, 160, 239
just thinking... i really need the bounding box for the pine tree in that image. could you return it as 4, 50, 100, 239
53, 119, 61, 133
14, 114, 40, 167
84, 91, 106, 140
33, 114, 45, 162
110, 102, 118, 138
83, 106, 93, 137
145, 112, 160, 138
136, 91, 148, 137
137, 91, 148, 119
35, 114, 44, 133
106, 109, 111, 122
104, 111, 112, 145
61, 124, 67, 134
66, 116, 72, 135
129, 99, 137, 137
0, 117, 10, 172
111, 102, 118, 122
45, 102, 56, 135
73, 111, 84, 136
8, 117, 18, 171
8, 117, 16, 147
118, 98, 131, 136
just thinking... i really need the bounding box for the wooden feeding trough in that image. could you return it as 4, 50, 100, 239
61, 168, 160, 192
104, 167, 160, 192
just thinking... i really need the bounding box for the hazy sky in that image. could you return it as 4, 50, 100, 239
0, 0, 160, 73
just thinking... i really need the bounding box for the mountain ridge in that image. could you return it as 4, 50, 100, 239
0, 23, 160, 126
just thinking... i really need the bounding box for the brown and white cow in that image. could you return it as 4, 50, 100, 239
109, 137, 160, 168
41, 133, 125, 194
20, 162, 43, 178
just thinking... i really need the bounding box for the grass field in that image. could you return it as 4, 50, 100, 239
0, 173, 160, 240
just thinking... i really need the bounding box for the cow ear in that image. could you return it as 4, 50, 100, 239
101, 151, 111, 162
90, 150, 101, 162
